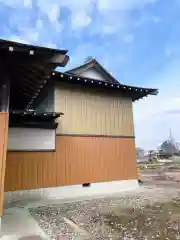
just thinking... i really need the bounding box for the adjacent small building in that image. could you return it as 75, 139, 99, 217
0, 39, 158, 226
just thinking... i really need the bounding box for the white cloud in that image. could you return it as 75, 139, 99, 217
5, 23, 59, 48
23, 0, 32, 7
94, 0, 159, 36
71, 11, 92, 30
134, 58, 180, 150
36, 0, 92, 29
0, 0, 64, 46
45, 42, 57, 48
35, 0, 158, 34
96, 0, 157, 11
0, 0, 161, 42
101, 25, 116, 34
48, 3, 60, 22
0, 0, 32, 8
5, 25, 39, 44
135, 14, 161, 26
25, 31, 39, 42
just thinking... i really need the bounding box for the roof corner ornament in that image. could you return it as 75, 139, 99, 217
84, 56, 94, 63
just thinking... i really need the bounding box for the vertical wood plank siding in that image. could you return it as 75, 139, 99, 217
55, 84, 134, 136
5, 136, 137, 191
0, 112, 8, 215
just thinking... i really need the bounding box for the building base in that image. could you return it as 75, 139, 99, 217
4, 179, 138, 203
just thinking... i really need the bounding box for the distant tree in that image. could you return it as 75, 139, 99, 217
159, 140, 179, 156
148, 150, 153, 161
136, 147, 145, 157
175, 142, 180, 156
148, 150, 157, 163
148, 150, 155, 156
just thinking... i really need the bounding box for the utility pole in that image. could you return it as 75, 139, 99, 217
169, 128, 175, 158
169, 128, 173, 144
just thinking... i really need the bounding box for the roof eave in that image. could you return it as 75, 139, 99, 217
132, 89, 159, 102
150, 89, 159, 95
52, 71, 159, 100
0, 38, 68, 55
51, 54, 70, 67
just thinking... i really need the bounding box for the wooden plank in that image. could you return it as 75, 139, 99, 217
5, 136, 137, 191
0, 112, 8, 216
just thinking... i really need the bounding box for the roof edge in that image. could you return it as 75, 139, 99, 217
53, 71, 159, 100
0, 38, 68, 55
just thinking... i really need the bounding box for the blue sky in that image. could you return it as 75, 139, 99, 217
1, 0, 180, 150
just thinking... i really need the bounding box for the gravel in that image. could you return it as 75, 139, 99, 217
29, 185, 180, 239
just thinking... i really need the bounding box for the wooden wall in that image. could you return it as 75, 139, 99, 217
0, 112, 8, 215
55, 83, 134, 136
4, 83, 137, 192
4, 136, 137, 192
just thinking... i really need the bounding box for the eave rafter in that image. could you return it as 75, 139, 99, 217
9, 110, 64, 129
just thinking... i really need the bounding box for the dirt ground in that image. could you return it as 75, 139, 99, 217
140, 163, 180, 186
29, 177, 180, 239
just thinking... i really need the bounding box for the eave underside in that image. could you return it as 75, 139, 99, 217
0, 38, 69, 110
